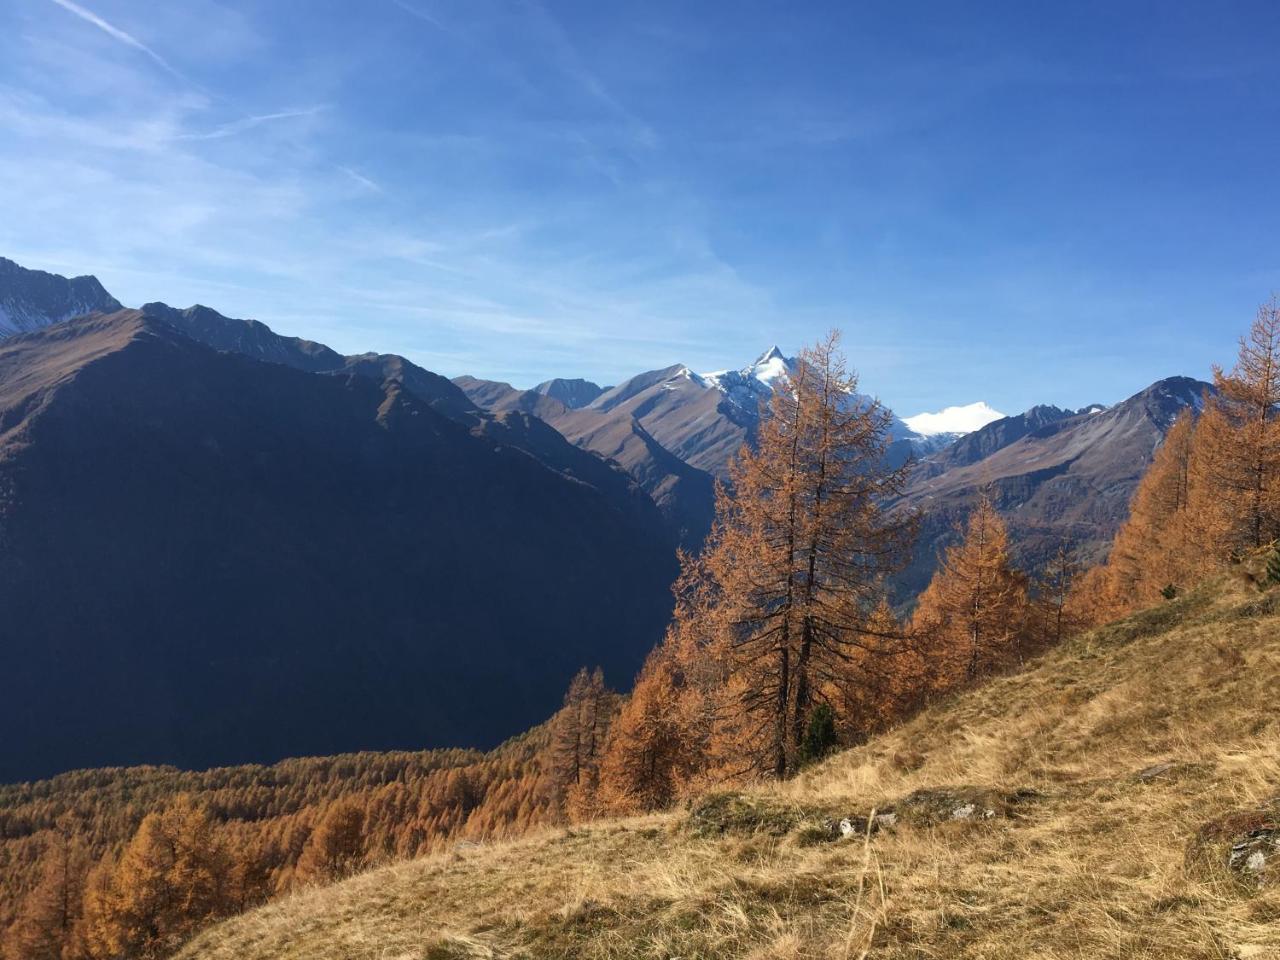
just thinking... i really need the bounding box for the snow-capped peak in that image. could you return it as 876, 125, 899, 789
695, 347, 795, 415
700, 347, 793, 388
745, 346, 789, 385
903, 401, 1006, 437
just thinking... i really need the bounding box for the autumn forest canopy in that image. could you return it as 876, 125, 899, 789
4, 298, 1280, 959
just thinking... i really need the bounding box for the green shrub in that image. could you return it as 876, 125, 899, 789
797, 703, 838, 767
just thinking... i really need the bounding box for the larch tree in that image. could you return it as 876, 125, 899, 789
824, 597, 914, 743
1091, 411, 1200, 618
596, 557, 720, 813
1193, 299, 1280, 556
227, 838, 275, 915
1035, 538, 1084, 647
3, 827, 86, 960
549, 667, 617, 821
698, 331, 915, 780
594, 643, 689, 813
912, 494, 1029, 684
295, 801, 366, 885
1079, 301, 1280, 624
78, 858, 116, 960
1145, 409, 1202, 586
82, 796, 233, 960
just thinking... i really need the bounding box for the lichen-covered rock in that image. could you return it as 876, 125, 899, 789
893, 786, 1040, 827
834, 810, 899, 838
686, 792, 817, 839
1130, 760, 1207, 783
1228, 830, 1279, 881
792, 810, 898, 846
1186, 798, 1280, 890
1134, 761, 1178, 782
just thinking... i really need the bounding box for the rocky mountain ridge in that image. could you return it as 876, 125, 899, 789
894, 375, 1212, 597
0, 256, 121, 337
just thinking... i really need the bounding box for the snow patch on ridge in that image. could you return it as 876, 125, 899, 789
662, 365, 709, 390
903, 401, 1006, 437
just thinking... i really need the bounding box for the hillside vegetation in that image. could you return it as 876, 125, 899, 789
179, 561, 1280, 960
0, 725, 574, 947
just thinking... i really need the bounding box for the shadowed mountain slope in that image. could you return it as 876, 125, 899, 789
144, 302, 667, 541
0, 310, 676, 781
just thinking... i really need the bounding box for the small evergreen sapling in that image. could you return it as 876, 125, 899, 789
1265, 543, 1280, 586
798, 703, 838, 766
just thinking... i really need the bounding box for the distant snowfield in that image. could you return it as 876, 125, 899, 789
903, 401, 1006, 436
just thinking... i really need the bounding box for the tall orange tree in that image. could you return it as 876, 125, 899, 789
549, 667, 617, 820
3, 825, 85, 960
1078, 299, 1280, 623
1088, 411, 1199, 618
82, 797, 233, 960
1194, 299, 1280, 555
1034, 538, 1084, 648
594, 641, 695, 813
697, 331, 915, 779
912, 494, 1029, 684
596, 553, 723, 812
295, 801, 366, 885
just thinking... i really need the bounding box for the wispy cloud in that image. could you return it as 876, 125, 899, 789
389, 0, 447, 32
338, 165, 384, 193
520, 0, 658, 151
47, 0, 187, 83
173, 107, 327, 141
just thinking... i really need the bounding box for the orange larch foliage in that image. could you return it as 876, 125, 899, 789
548, 667, 618, 821
2, 824, 85, 960
295, 800, 366, 885
1, 733, 566, 959
911, 494, 1031, 686
701, 331, 916, 779
1195, 299, 1280, 555
594, 332, 917, 792
81, 797, 234, 960
1077, 300, 1280, 622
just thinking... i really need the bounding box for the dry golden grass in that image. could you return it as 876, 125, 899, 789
179, 567, 1280, 959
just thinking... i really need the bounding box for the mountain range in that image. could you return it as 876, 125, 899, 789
894, 378, 1210, 596
0, 257, 1210, 779
456, 349, 948, 545
455, 350, 1208, 580
0, 273, 676, 782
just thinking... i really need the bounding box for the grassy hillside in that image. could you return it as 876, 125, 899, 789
180, 566, 1280, 960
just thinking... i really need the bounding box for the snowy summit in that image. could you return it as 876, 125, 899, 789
742, 346, 790, 385
903, 401, 1006, 437
697, 347, 795, 415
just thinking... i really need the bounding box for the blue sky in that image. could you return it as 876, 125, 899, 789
1, 0, 1277, 415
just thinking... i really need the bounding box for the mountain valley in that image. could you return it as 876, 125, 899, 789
0, 256, 1211, 777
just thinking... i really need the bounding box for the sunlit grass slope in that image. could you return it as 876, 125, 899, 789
180, 563, 1280, 960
